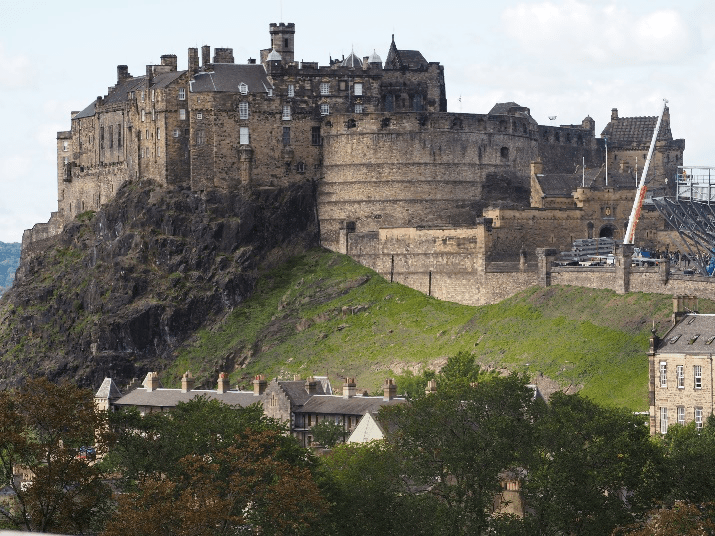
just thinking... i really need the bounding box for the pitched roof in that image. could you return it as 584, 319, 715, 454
276, 380, 327, 406
601, 115, 672, 146
95, 378, 122, 400
535, 165, 638, 197
191, 64, 273, 94
74, 101, 96, 119
384, 36, 428, 69
657, 314, 715, 355
113, 387, 260, 408
295, 394, 406, 416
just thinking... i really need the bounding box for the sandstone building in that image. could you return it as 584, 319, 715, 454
29, 22, 688, 306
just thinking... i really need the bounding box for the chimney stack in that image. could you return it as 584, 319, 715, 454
611, 108, 618, 121
217, 372, 230, 394
305, 376, 318, 395
383, 378, 397, 401
201, 45, 211, 68
188, 48, 199, 74
253, 375, 267, 396
293, 374, 301, 381
161, 54, 177, 71
530, 158, 543, 176
117, 65, 130, 82
181, 371, 194, 393
144, 372, 160, 392
425, 379, 437, 395
145, 65, 154, 86
213, 48, 235, 64
343, 377, 356, 398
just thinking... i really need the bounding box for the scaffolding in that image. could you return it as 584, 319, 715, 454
652, 166, 715, 276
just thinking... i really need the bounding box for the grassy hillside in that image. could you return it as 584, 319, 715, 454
167, 248, 710, 411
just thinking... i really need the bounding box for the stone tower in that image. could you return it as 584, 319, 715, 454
269, 22, 295, 64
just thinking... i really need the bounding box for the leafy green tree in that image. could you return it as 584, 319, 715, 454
659, 415, 715, 504
613, 502, 715, 535
524, 392, 659, 536
310, 419, 346, 448
0, 377, 113, 534
381, 369, 541, 535
319, 441, 444, 536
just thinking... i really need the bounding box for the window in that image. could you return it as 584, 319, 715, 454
100, 126, 104, 148
152, 109, 155, 121
109, 125, 113, 148
677, 365, 684, 388
197, 112, 202, 120
320, 103, 330, 116
63, 157, 68, 165
62, 141, 68, 152
354, 104, 363, 114
677, 406, 685, 425
297, 161, 305, 173
151, 89, 155, 102
354, 82, 363, 96
501, 146, 509, 159
282, 126, 290, 146
660, 407, 668, 434
239, 127, 249, 145
660, 362, 667, 388
156, 128, 161, 140
146, 129, 149, 140
179, 109, 186, 120
695, 365, 702, 389
173, 129, 180, 138
287, 84, 294, 97
141, 90, 145, 102
320, 82, 330, 95
239, 102, 249, 120
178, 88, 185, 100
141, 110, 145, 122
117, 124, 122, 148
695, 407, 703, 430
311, 126, 321, 146
282, 105, 291, 120
239, 83, 248, 95
157, 146, 160, 157
196, 130, 205, 145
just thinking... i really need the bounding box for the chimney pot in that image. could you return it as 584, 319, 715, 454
217, 372, 230, 394
343, 377, 356, 398
383, 378, 397, 401
144, 372, 160, 392
181, 371, 194, 393
253, 374, 267, 396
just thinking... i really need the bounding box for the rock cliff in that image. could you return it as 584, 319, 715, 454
0, 180, 319, 389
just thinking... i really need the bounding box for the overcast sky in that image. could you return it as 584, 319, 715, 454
0, 0, 711, 243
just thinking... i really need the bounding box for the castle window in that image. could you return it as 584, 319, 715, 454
239, 102, 249, 120
197, 112, 202, 120
146, 129, 149, 140
355, 104, 363, 114
156, 128, 161, 140
179, 109, 186, 120
178, 88, 185, 100
173, 129, 180, 138
284, 38, 289, 48
100, 126, 104, 148
677, 406, 685, 425
157, 146, 161, 157
282, 105, 291, 121
677, 365, 684, 388
63, 157, 68, 165
694, 365, 702, 389
152, 109, 155, 121
151, 90, 155, 102
413, 94, 423, 112
109, 125, 113, 148
297, 161, 305, 173
696, 407, 703, 429
287, 84, 295, 97
62, 141, 68, 152
196, 130, 205, 145
240, 127, 249, 145
141, 91, 145, 102
660, 362, 667, 387
320, 82, 330, 95
384, 94, 394, 112
117, 125, 122, 148
320, 103, 330, 116
311, 126, 321, 146
282, 126, 290, 146
381, 117, 391, 128
141, 110, 145, 122
239, 83, 248, 95
354, 82, 363, 96
500, 146, 509, 159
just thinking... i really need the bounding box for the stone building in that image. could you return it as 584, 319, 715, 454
648, 296, 715, 435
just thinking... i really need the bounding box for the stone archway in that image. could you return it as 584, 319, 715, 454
599, 225, 614, 239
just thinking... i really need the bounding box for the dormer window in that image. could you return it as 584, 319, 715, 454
239, 83, 248, 95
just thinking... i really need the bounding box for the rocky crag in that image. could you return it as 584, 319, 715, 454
0, 242, 21, 297
0, 180, 319, 389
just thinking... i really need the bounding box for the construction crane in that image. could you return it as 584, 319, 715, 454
624, 99, 668, 244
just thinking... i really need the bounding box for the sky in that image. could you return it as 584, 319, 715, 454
0, 0, 713, 243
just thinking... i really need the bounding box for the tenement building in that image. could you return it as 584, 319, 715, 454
649, 297, 715, 435
27, 22, 687, 306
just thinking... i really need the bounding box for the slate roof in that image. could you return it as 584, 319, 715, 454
535, 165, 638, 197
95, 378, 122, 400
489, 102, 529, 116
657, 314, 715, 355
295, 395, 406, 416
74, 101, 96, 119
277, 380, 327, 406
385, 37, 428, 69
601, 115, 672, 146
113, 388, 261, 408
191, 64, 273, 94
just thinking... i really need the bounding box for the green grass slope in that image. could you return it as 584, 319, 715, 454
167, 248, 712, 411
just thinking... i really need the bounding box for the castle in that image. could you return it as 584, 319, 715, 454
26, 22, 692, 306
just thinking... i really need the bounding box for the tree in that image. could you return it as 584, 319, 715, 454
613, 502, 715, 536
523, 392, 660, 536
103, 429, 327, 536
310, 419, 345, 448
381, 368, 541, 535
0, 377, 113, 534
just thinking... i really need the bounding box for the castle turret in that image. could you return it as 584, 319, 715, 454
269, 22, 295, 64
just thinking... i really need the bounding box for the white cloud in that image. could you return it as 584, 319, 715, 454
502, 1, 700, 66
0, 42, 33, 89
